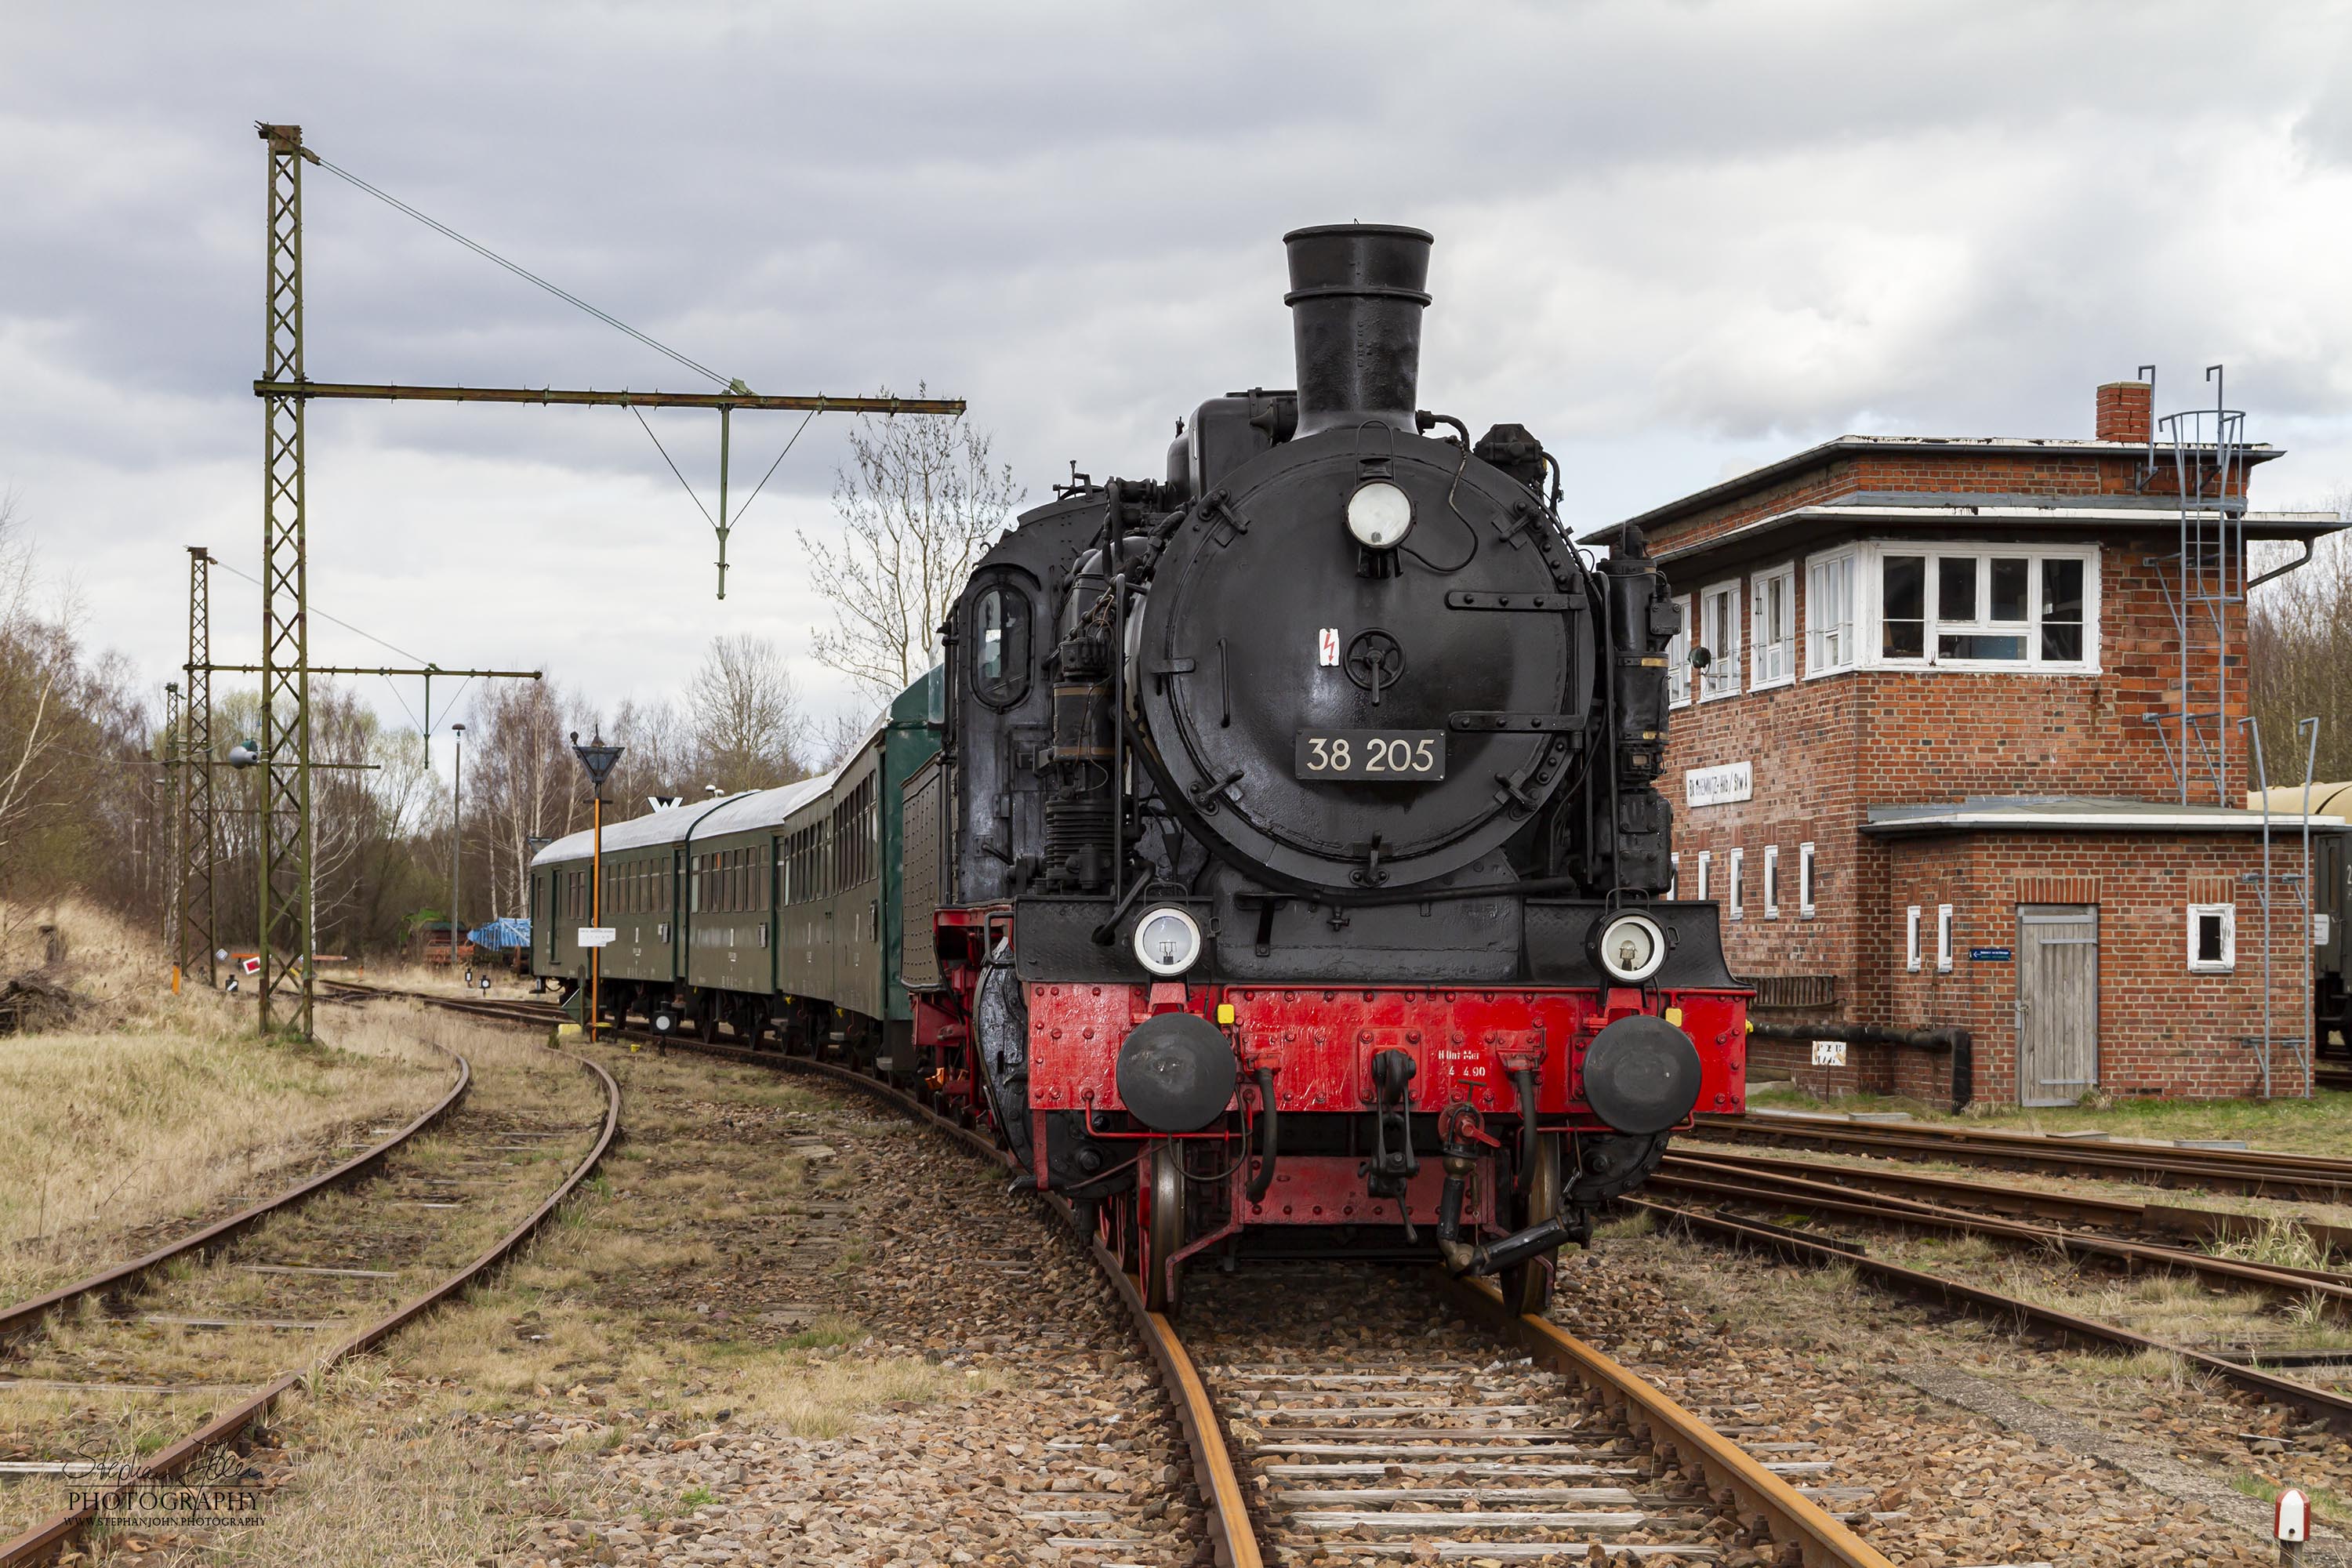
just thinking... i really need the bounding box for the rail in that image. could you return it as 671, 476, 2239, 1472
373, 981, 1897, 1567
0, 1045, 471, 1349
0, 1038, 618, 1566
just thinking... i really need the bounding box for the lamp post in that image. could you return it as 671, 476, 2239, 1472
450, 722, 466, 974
568, 731, 624, 1040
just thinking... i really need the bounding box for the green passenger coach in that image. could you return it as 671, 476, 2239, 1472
528, 667, 943, 1062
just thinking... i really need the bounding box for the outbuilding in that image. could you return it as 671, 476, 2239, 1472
1593, 379, 2346, 1105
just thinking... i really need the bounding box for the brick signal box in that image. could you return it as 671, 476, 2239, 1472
1592, 380, 2344, 1105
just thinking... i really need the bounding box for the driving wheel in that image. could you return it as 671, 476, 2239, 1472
1499, 1131, 1563, 1317
1140, 1139, 1185, 1314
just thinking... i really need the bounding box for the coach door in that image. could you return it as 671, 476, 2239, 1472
2017, 905, 2099, 1106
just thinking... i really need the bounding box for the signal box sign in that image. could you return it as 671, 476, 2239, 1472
1684, 760, 1752, 809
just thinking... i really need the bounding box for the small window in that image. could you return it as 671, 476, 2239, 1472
1696, 850, 1712, 902
1798, 842, 1817, 918
1727, 848, 1745, 920
1751, 566, 1795, 690
1668, 851, 1680, 899
1667, 595, 1693, 710
1699, 583, 1741, 700
1882, 555, 1927, 659
1905, 906, 1922, 971
1806, 551, 1857, 676
1936, 904, 1955, 973
2188, 903, 2236, 972
971, 583, 1033, 708
1762, 844, 1780, 919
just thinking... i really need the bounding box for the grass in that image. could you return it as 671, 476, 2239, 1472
2207, 1214, 2328, 1271
1749, 1079, 2352, 1156
0, 901, 452, 1303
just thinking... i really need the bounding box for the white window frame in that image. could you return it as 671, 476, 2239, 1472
1668, 851, 1679, 899
1798, 842, 1817, 917
1936, 903, 1955, 973
1667, 594, 1693, 710
2187, 903, 2236, 973
1695, 850, 1712, 902
1762, 844, 1780, 919
1905, 906, 1922, 971
1726, 848, 1745, 920
1750, 564, 1796, 691
1698, 581, 1741, 701
1805, 548, 1858, 678
1862, 541, 2100, 674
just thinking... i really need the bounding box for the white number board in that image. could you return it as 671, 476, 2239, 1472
578, 927, 617, 948
1810, 1040, 1847, 1068
1685, 760, 1753, 809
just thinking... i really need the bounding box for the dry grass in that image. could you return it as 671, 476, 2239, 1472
0, 1004, 610, 1543
1749, 1078, 2352, 1157
0, 906, 452, 1303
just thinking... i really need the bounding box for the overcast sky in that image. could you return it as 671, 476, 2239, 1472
7, 2, 2352, 767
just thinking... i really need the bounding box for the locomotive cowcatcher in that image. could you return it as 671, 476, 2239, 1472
902, 223, 1749, 1312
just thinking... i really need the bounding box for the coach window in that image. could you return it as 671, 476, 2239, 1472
972, 584, 1032, 709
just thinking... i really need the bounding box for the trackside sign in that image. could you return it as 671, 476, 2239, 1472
1684, 760, 1752, 809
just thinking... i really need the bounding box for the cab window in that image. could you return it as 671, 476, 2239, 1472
972, 584, 1030, 708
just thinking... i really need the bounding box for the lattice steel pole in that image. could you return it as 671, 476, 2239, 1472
183, 546, 218, 989
163, 681, 182, 970
260, 123, 316, 1036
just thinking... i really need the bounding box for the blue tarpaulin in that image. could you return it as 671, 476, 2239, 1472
467, 918, 531, 950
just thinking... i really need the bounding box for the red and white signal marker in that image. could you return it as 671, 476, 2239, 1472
2276, 1486, 2310, 1563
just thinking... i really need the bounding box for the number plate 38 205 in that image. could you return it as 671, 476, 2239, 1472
1295, 731, 1446, 781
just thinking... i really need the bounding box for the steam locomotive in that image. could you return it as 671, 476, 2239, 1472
532, 223, 1748, 1312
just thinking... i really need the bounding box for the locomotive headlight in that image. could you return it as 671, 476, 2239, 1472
1133, 906, 1203, 978
1592, 910, 1668, 985
1346, 480, 1415, 550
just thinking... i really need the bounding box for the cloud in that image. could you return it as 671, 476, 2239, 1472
4, 0, 2351, 742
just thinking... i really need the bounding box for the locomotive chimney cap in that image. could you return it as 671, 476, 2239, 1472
1282, 223, 1435, 306
1283, 223, 1434, 439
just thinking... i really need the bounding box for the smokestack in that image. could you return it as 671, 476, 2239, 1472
1283, 223, 1432, 439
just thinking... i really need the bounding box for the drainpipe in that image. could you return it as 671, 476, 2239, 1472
1746, 1018, 1974, 1112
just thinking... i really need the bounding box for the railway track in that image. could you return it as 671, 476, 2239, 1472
368, 979, 1893, 1568
0, 1006, 619, 1566
0, 1044, 471, 1353
1691, 1110, 2352, 1200
1641, 1142, 2352, 1436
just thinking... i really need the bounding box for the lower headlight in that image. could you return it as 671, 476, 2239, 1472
1134, 906, 1203, 977
1592, 910, 1667, 984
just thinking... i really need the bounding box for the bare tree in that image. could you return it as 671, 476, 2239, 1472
801, 390, 1023, 700
684, 634, 809, 793
2250, 486, 2352, 783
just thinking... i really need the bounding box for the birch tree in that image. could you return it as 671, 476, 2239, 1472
801, 390, 1023, 700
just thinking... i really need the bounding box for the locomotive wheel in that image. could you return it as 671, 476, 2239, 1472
1140, 1140, 1185, 1316
1498, 1132, 1563, 1317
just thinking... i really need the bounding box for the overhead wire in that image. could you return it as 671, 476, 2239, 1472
307, 153, 732, 390
630, 405, 715, 524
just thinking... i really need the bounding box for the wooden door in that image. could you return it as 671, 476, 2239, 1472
2016, 905, 2099, 1106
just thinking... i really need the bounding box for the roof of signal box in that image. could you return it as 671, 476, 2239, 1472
1576, 434, 2341, 565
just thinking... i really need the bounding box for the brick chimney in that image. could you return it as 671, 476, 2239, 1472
2096, 379, 2153, 444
